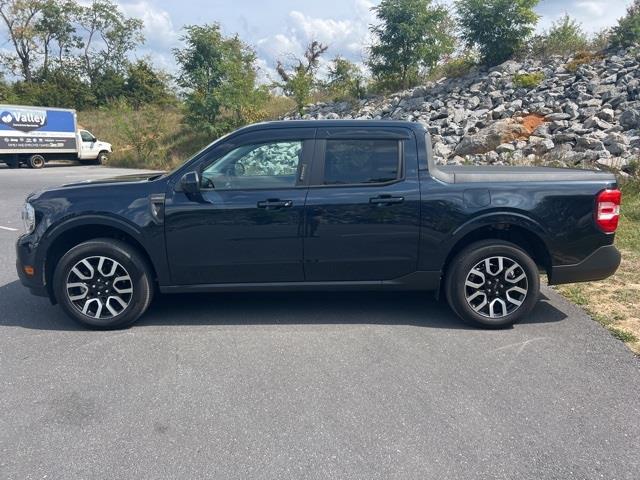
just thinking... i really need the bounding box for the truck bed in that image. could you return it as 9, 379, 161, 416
432, 165, 617, 184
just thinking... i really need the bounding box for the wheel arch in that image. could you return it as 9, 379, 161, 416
43, 218, 158, 303
439, 215, 552, 293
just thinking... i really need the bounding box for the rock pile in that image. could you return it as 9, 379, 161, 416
289, 48, 640, 173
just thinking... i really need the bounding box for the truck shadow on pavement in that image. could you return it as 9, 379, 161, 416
0, 280, 567, 331
0, 160, 81, 170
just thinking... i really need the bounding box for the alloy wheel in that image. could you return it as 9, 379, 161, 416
66, 256, 133, 319
464, 256, 528, 319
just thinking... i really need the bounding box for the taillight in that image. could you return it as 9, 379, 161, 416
596, 189, 621, 233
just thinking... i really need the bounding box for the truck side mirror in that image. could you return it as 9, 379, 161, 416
179, 171, 201, 194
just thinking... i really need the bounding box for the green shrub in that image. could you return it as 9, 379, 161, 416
530, 14, 588, 58
611, 0, 640, 48
626, 159, 640, 178
513, 72, 545, 89
438, 54, 478, 78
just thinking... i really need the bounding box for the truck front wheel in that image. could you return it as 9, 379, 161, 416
27, 154, 45, 169
53, 238, 154, 329
96, 151, 109, 165
445, 240, 540, 328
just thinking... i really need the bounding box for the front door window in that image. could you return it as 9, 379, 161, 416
201, 141, 303, 191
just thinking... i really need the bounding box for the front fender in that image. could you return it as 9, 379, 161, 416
36, 213, 169, 293
43, 214, 145, 247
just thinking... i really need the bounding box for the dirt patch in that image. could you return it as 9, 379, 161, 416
519, 113, 546, 136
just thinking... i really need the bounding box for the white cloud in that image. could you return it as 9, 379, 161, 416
575, 1, 607, 17
119, 0, 179, 50
256, 0, 376, 72
112, 0, 179, 73
537, 0, 629, 34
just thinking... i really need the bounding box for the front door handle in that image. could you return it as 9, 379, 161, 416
369, 195, 405, 205
257, 199, 293, 209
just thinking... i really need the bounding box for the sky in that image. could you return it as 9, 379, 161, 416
118, 0, 634, 81
0, 0, 632, 81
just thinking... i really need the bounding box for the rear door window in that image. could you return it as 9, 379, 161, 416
323, 139, 400, 185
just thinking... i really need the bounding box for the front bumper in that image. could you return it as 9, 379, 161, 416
549, 245, 621, 285
16, 235, 49, 298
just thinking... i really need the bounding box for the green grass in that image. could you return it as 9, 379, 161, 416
608, 327, 639, 343
513, 72, 546, 89
617, 180, 640, 252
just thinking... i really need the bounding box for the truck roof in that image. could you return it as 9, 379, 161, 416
0, 103, 77, 113
236, 119, 427, 134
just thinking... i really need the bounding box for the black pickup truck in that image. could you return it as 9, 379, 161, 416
17, 120, 622, 329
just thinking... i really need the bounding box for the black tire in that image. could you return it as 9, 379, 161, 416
97, 151, 109, 165
445, 240, 540, 328
53, 238, 153, 329
28, 154, 45, 169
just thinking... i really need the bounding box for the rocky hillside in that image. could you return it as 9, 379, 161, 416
290, 48, 640, 175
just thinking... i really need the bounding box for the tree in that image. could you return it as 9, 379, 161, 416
77, 0, 143, 84
0, 0, 46, 82
123, 60, 173, 110
275, 40, 328, 114
327, 56, 365, 100
368, 0, 456, 89
174, 24, 265, 133
35, 0, 81, 75
531, 14, 588, 58
12, 66, 95, 109
456, 0, 539, 66
611, 0, 640, 48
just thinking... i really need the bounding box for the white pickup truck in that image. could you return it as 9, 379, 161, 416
0, 104, 112, 169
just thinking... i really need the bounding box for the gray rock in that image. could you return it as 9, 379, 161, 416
597, 157, 629, 168
433, 142, 452, 158
576, 137, 606, 151
620, 109, 640, 130
584, 117, 613, 130
546, 113, 571, 121
468, 96, 481, 109
454, 120, 529, 156
598, 108, 615, 123
605, 142, 628, 155
496, 143, 516, 153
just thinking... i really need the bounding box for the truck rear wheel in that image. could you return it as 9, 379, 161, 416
445, 240, 540, 328
27, 154, 45, 169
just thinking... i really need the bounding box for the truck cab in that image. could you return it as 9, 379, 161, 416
77, 129, 112, 164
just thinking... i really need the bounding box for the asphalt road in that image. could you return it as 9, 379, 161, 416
1, 162, 639, 480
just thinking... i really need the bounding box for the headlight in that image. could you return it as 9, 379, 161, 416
21, 202, 36, 234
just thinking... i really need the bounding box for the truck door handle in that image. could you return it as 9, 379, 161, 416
369, 195, 404, 205
257, 199, 293, 209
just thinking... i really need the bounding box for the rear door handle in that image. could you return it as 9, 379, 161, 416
257, 199, 293, 209
369, 195, 404, 205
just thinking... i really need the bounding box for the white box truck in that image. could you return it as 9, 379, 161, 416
0, 104, 112, 169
